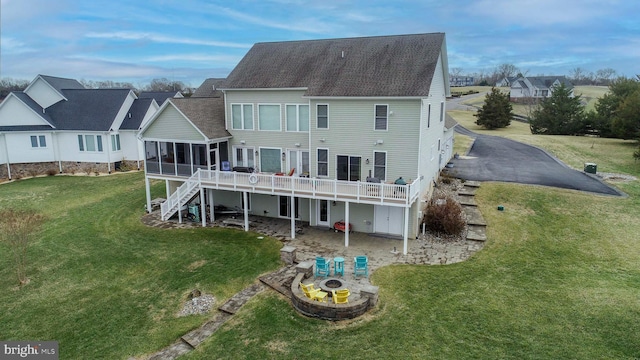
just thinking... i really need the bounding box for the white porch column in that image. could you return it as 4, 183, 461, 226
290, 195, 296, 239
208, 189, 215, 223
345, 201, 350, 248
403, 205, 410, 255
243, 191, 249, 231
200, 187, 206, 227
145, 176, 152, 213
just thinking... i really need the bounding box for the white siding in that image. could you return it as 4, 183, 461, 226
3, 132, 56, 163
0, 96, 52, 126
142, 105, 206, 141
57, 132, 109, 163
24, 78, 65, 109
120, 131, 143, 162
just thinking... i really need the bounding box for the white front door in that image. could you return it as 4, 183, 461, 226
374, 205, 404, 235
317, 199, 330, 227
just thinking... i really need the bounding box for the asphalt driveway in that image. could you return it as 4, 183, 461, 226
449, 126, 623, 196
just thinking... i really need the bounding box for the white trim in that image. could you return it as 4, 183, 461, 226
305, 96, 427, 100
257, 103, 282, 131
316, 147, 329, 177
372, 150, 387, 181
230, 103, 254, 131
374, 104, 389, 131
316, 103, 329, 129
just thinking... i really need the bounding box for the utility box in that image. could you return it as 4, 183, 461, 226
584, 163, 597, 174
188, 204, 200, 222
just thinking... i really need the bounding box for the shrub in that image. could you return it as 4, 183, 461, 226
46, 169, 57, 176
424, 195, 466, 236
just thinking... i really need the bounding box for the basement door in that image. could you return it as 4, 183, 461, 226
374, 205, 404, 235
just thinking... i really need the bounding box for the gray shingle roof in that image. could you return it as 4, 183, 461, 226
120, 98, 154, 130
444, 113, 457, 130
46, 89, 132, 131
224, 33, 445, 97
527, 76, 574, 90
169, 97, 230, 140
40, 75, 85, 94
192, 78, 226, 98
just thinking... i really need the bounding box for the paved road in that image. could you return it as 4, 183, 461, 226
449, 126, 624, 196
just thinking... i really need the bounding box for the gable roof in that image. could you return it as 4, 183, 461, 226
224, 33, 446, 97
138, 91, 181, 105
168, 97, 230, 140
39, 75, 85, 93
192, 78, 226, 98
120, 98, 155, 130
516, 76, 574, 91
45, 89, 132, 131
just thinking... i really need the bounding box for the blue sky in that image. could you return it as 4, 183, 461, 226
1, 0, 638, 87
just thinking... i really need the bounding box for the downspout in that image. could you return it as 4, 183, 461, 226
2, 133, 11, 179
54, 132, 63, 173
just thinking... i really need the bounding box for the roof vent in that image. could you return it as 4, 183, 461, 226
212, 84, 216, 91
341, 50, 345, 58
128, 113, 132, 118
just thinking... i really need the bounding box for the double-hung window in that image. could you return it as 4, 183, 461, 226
286, 104, 309, 132
30, 135, 46, 148
317, 104, 328, 129
111, 134, 121, 151
375, 104, 388, 130
440, 102, 445, 122
231, 104, 254, 130
317, 148, 328, 176
78, 135, 103, 152
373, 151, 386, 181
258, 104, 281, 131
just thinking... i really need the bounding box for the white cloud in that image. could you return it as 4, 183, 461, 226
84, 32, 252, 49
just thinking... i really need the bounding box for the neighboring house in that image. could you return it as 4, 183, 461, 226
0, 75, 158, 179
496, 76, 518, 87
140, 33, 452, 254
510, 76, 574, 101
450, 76, 474, 87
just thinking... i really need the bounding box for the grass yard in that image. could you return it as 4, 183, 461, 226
2, 110, 640, 358
0, 172, 282, 359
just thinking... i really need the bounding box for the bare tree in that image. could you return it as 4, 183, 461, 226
0, 209, 44, 286
595, 68, 617, 85
145, 78, 186, 92
496, 63, 519, 80
450, 67, 464, 78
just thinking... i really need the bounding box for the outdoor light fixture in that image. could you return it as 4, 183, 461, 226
240, 140, 246, 144
295, 143, 301, 147
366, 158, 370, 164
282, 152, 286, 160
319, 138, 326, 142
255, 150, 259, 156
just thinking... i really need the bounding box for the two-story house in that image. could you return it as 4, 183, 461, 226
0, 75, 163, 178
140, 33, 452, 254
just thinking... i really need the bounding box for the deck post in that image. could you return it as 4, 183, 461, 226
403, 205, 410, 255
290, 194, 296, 239
208, 189, 215, 222
145, 176, 151, 213
243, 191, 249, 231
200, 187, 206, 227
345, 201, 350, 248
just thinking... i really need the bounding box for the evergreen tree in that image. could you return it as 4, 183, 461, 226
474, 87, 512, 129
530, 83, 585, 135
611, 89, 640, 140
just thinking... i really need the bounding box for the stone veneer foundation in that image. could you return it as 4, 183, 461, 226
0, 160, 143, 180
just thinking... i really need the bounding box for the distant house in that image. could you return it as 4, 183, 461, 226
139, 33, 453, 254
450, 76, 474, 87
496, 76, 518, 87
509, 76, 574, 102
0, 75, 161, 179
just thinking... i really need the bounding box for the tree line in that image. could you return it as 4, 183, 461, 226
0, 77, 193, 100
450, 64, 625, 87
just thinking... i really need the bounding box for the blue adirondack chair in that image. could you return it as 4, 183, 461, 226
315, 257, 331, 278
353, 255, 368, 278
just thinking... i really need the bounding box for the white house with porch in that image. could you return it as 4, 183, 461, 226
140, 33, 452, 254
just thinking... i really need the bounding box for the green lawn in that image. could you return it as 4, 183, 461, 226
0, 173, 282, 359
2, 117, 640, 358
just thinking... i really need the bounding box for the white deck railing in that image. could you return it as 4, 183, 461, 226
160, 177, 199, 220
189, 169, 421, 206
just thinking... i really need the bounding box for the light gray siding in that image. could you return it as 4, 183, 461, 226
309, 98, 421, 182
142, 105, 206, 141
